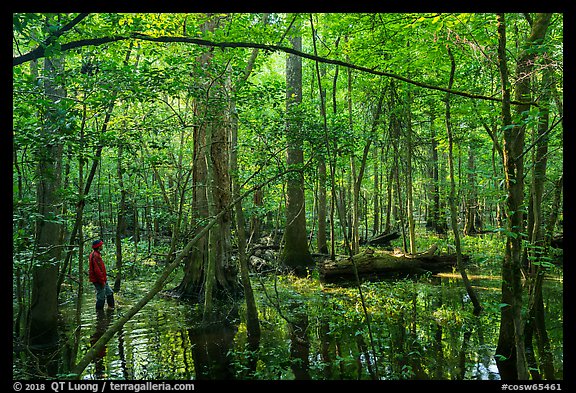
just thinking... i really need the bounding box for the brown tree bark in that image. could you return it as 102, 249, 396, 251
445, 44, 482, 316
318, 244, 466, 282
524, 54, 557, 380
426, 111, 448, 235
229, 14, 269, 352
495, 12, 552, 380
172, 15, 240, 308
309, 21, 329, 256
28, 16, 66, 348
464, 147, 481, 236
281, 15, 313, 272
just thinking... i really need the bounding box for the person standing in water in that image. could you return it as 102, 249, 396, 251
88, 239, 115, 311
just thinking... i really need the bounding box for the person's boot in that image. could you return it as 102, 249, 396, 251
96, 298, 105, 311
107, 294, 115, 309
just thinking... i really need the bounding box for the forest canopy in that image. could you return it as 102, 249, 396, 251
13, 13, 563, 380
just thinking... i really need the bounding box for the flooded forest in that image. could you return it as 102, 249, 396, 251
13, 13, 564, 383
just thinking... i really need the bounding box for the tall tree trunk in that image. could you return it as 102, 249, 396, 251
384, 166, 393, 233
231, 102, 261, 353
28, 16, 66, 348
317, 159, 328, 253
445, 44, 482, 316
347, 59, 361, 255
524, 54, 556, 380
372, 145, 380, 237
405, 91, 416, 254
464, 146, 481, 236
282, 15, 313, 272
114, 138, 127, 293
202, 45, 238, 321
229, 15, 268, 353
309, 22, 329, 255
202, 111, 218, 321
389, 84, 407, 251
352, 88, 385, 254
495, 12, 552, 380
173, 15, 240, 307
426, 113, 446, 235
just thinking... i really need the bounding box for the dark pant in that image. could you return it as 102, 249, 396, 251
94, 282, 114, 310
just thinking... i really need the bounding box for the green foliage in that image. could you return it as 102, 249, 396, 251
12, 13, 563, 379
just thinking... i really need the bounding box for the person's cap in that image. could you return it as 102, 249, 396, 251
92, 239, 104, 249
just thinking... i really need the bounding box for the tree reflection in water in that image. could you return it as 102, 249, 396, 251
16, 269, 561, 380
89, 309, 113, 379
187, 305, 239, 380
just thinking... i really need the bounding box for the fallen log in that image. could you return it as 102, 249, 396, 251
362, 231, 401, 246
318, 244, 468, 282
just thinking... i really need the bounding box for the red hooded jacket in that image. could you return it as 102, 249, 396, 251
89, 250, 107, 285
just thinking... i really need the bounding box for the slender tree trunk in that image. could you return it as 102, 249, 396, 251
464, 146, 481, 236
389, 84, 407, 251
114, 137, 127, 293
231, 106, 261, 350
495, 13, 524, 379
372, 145, 380, 237
384, 166, 393, 233
202, 113, 218, 321
309, 22, 329, 255
406, 95, 416, 254
352, 88, 385, 254
346, 59, 361, 255
317, 159, 328, 253
445, 44, 482, 316
72, 106, 86, 366
229, 18, 268, 353
426, 114, 444, 234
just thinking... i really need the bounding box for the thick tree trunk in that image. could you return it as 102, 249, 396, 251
173, 16, 240, 306
282, 17, 313, 272
28, 29, 65, 348
202, 48, 239, 320
495, 13, 552, 380
524, 54, 556, 380
171, 114, 208, 301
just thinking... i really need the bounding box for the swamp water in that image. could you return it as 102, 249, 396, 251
14, 268, 563, 380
